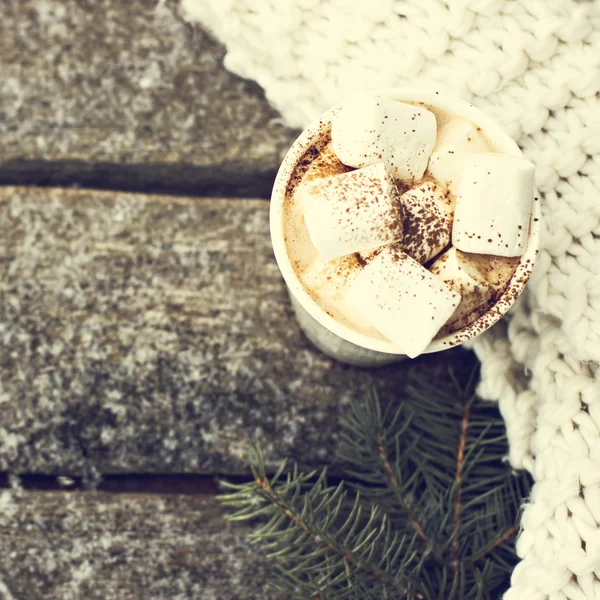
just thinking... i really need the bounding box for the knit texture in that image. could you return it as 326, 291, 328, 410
181, 1, 600, 597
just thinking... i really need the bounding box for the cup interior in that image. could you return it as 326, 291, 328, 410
270, 87, 541, 356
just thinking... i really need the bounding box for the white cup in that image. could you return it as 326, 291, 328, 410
270, 87, 541, 367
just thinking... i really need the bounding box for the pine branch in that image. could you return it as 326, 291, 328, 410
377, 435, 427, 542
219, 364, 532, 599
220, 445, 428, 600
451, 392, 472, 566
339, 364, 532, 595
254, 477, 416, 597
466, 525, 516, 567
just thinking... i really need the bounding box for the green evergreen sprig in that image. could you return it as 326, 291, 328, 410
219, 366, 531, 599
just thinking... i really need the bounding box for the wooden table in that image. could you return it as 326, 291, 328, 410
0, 2, 474, 598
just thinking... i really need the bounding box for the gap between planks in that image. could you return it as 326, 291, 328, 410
0, 472, 350, 496
0, 161, 278, 199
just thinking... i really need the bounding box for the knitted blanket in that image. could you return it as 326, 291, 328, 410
181, 1, 600, 597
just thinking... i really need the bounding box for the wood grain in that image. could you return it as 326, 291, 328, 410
0, 489, 285, 600
0, 186, 474, 478
0, 0, 298, 196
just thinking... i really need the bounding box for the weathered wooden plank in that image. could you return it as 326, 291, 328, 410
0, 0, 298, 196
0, 489, 285, 600
0, 186, 474, 477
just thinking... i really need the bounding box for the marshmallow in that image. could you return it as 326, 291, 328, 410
301, 163, 404, 260
429, 247, 496, 334
331, 95, 437, 182
399, 181, 453, 265
465, 253, 521, 291
300, 256, 374, 331
452, 153, 535, 257
427, 118, 490, 194
344, 247, 461, 358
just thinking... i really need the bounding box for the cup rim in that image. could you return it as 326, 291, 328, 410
270, 86, 541, 356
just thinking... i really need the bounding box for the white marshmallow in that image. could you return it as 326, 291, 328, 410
464, 253, 521, 291
429, 247, 495, 334
344, 247, 461, 358
399, 181, 453, 264
331, 95, 437, 182
301, 163, 404, 260
427, 118, 490, 194
452, 153, 535, 257
299, 256, 374, 331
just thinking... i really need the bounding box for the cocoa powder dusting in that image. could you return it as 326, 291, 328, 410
434, 253, 523, 338
321, 168, 403, 242
285, 132, 351, 197
400, 182, 450, 264
354, 252, 367, 267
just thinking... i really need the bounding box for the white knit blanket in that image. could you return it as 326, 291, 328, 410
181, 1, 600, 597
